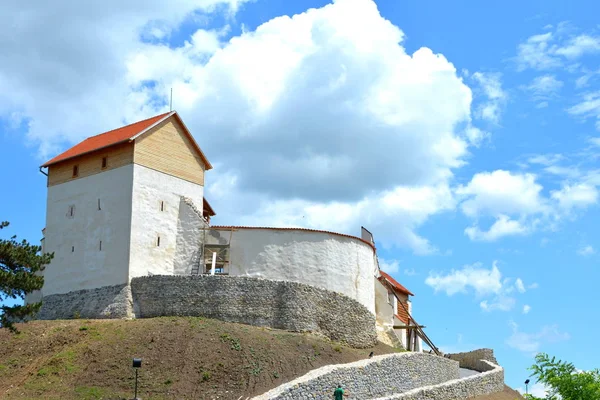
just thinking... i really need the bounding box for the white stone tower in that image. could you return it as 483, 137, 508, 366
34, 111, 213, 302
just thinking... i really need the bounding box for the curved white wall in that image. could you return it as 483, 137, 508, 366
210, 228, 377, 313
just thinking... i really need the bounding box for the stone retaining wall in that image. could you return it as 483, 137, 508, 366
376, 359, 503, 400
130, 275, 377, 348
253, 352, 460, 400
37, 284, 132, 320
446, 348, 499, 371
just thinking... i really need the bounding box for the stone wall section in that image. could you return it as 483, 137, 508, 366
130, 275, 377, 348
373, 349, 504, 400
376, 359, 503, 400
37, 284, 133, 320
253, 352, 459, 400
446, 348, 499, 371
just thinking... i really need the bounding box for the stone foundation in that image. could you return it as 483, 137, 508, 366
130, 275, 377, 348
37, 284, 132, 320
36, 275, 378, 348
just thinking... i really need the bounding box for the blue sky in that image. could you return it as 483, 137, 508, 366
2, 0, 600, 396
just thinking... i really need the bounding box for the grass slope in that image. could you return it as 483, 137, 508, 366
0, 318, 398, 399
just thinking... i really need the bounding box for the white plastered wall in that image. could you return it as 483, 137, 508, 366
210, 228, 377, 313
42, 164, 134, 295
128, 164, 204, 279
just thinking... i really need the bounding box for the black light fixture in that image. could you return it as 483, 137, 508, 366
132, 358, 142, 400
525, 379, 530, 395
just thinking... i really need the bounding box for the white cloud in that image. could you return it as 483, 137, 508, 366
551, 183, 599, 210
506, 321, 570, 353
379, 258, 400, 274
425, 261, 503, 296
524, 74, 563, 105
426, 262, 534, 313
516, 32, 559, 71
555, 34, 600, 58
457, 170, 546, 218
516, 28, 600, 71
577, 245, 595, 256
464, 215, 530, 242
480, 296, 516, 312
457, 167, 600, 241
528, 282, 540, 290
1, 0, 488, 254
523, 304, 531, 314
0, 0, 250, 158
456, 170, 549, 241
515, 278, 526, 293
568, 91, 600, 131
403, 268, 417, 276
517, 382, 551, 398
471, 72, 507, 124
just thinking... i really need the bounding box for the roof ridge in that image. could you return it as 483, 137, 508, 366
86, 111, 172, 139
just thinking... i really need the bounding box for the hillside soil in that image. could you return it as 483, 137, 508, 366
469, 385, 524, 400
0, 317, 399, 399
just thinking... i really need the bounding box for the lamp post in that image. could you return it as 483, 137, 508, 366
525, 379, 530, 396
132, 358, 142, 400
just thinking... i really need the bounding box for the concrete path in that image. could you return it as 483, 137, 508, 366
459, 368, 480, 378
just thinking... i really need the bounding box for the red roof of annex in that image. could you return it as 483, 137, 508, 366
378, 270, 414, 296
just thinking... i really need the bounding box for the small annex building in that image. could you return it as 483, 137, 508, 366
30, 111, 423, 351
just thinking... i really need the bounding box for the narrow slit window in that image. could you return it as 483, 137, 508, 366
71, 246, 75, 253
72, 165, 79, 177
98, 198, 101, 211
69, 205, 74, 217
101, 157, 107, 169
157, 235, 161, 247
160, 201, 164, 211
99, 241, 102, 251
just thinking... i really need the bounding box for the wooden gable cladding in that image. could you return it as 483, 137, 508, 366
47, 142, 134, 187
133, 116, 205, 185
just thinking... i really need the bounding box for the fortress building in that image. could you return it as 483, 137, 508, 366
30, 111, 423, 351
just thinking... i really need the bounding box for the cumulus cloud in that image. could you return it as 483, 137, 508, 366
456, 166, 600, 241
0, 0, 250, 157
457, 170, 546, 218
456, 170, 548, 241
426, 262, 535, 313
551, 183, 599, 210
506, 321, 570, 353
425, 261, 503, 296
0, 0, 489, 253
523, 304, 531, 314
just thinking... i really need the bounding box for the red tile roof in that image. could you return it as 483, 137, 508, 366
41, 111, 212, 170
41, 112, 172, 167
379, 270, 414, 296
211, 226, 376, 251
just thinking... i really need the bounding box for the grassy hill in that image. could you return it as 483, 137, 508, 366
0, 317, 399, 399
0, 317, 523, 400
